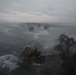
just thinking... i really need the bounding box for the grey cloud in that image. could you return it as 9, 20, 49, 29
0, 0, 76, 23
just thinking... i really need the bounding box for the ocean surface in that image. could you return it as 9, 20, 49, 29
0, 22, 76, 75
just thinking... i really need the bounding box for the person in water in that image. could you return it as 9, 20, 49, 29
20, 43, 45, 75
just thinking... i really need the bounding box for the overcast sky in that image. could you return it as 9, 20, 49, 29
0, 0, 76, 23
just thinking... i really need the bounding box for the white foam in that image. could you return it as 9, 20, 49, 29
33, 30, 49, 39
0, 54, 19, 72
65, 33, 76, 41
35, 30, 48, 36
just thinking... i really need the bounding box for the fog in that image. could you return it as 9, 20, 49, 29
0, 22, 76, 55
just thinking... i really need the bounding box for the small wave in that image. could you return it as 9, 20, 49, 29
35, 30, 48, 36
33, 30, 49, 39
0, 54, 20, 72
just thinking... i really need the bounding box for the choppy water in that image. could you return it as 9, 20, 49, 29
0, 54, 19, 72
0, 23, 76, 75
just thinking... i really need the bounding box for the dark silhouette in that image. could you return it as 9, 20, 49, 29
37, 24, 41, 28
44, 25, 49, 30
54, 34, 76, 75
28, 24, 34, 32
29, 26, 34, 32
